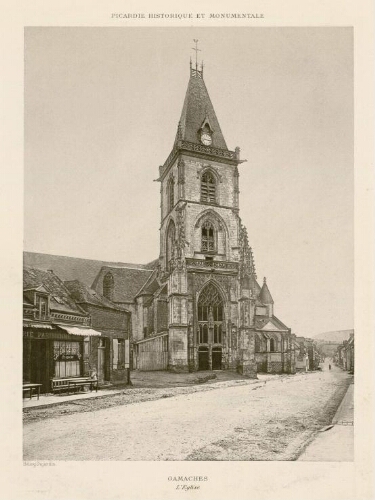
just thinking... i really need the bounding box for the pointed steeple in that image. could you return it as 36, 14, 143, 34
176, 65, 228, 150
259, 277, 274, 305
159, 53, 241, 182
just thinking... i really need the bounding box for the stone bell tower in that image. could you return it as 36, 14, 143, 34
156, 54, 257, 377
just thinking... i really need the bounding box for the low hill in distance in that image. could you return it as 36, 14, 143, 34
313, 329, 354, 343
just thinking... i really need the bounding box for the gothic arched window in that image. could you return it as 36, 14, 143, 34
166, 220, 176, 270
270, 338, 276, 352
201, 220, 215, 253
103, 272, 114, 301
198, 283, 224, 345
168, 177, 174, 211
201, 171, 216, 203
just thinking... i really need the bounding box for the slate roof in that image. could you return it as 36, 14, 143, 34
23, 295, 35, 307
92, 266, 154, 303
177, 70, 228, 150
270, 315, 290, 330
255, 315, 289, 332
23, 251, 156, 288
249, 274, 262, 297
64, 280, 130, 312
259, 278, 274, 305
23, 266, 87, 316
144, 258, 159, 270
135, 269, 160, 298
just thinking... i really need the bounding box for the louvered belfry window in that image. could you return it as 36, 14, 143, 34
201, 171, 216, 203
202, 220, 215, 252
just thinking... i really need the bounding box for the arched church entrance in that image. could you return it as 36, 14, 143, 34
212, 347, 222, 370
197, 283, 224, 371
198, 346, 209, 371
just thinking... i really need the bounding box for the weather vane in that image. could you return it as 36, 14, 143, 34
192, 39, 201, 70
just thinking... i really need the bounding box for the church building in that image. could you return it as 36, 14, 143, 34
94, 59, 296, 376
24, 56, 296, 380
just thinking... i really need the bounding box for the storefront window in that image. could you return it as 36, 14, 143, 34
54, 340, 82, 378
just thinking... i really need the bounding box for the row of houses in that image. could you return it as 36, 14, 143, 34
294, 337, 321, 372
23, 256, 322, 394
23, 266, 131, 393
334, 333, 355, 373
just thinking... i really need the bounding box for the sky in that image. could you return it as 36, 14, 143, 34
24, 27, 353, 337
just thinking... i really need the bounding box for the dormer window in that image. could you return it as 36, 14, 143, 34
35, 294, 49, 320
199, 119, 213, 146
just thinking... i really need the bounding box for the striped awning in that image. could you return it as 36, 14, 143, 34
55, 324, 102, 337
23, 322, 54, 329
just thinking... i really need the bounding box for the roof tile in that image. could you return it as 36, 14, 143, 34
23, 266, 87, 316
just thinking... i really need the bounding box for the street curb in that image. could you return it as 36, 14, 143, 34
331, 380, 354, 424
22, 390, 127, 411
295, 375, 354, 460
23, 377, 264, 413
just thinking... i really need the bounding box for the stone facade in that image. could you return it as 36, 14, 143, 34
23, 61, 297, 380
126, 63, 294, 376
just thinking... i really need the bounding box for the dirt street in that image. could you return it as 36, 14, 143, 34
23, 364, 352, 461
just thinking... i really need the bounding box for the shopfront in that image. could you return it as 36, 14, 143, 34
23, 323, 102, 393
53, 340, 82, 378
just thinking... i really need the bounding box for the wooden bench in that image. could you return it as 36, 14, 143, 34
23, 383, 42, 400
51, 377, 98, 395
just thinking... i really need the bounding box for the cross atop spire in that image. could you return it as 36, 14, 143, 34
190, 40, 204, 78
192, 39, 201, 70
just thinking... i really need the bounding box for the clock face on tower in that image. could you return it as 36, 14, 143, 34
201, 132, 212, 146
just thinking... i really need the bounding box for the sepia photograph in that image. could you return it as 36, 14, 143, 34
21, 27, 355, 463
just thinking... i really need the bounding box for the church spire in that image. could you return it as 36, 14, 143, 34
159, 45, 242, 182
260, 277, 274, 305
175, 46, 228, 150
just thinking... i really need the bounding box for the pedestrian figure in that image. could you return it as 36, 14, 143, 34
329, 364, 331, 370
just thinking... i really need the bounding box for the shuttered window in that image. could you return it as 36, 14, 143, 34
201, 171, 216, 203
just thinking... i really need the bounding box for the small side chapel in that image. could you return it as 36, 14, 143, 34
127, 56, 296, 376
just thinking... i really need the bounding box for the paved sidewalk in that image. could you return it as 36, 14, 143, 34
332, 382, 354, 424
23, 370, 252, 409
23, 387, 125, 409
22, 370, 316, 410
298, 380, 354, 461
